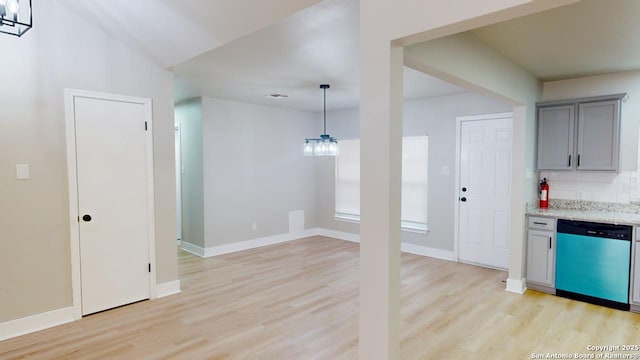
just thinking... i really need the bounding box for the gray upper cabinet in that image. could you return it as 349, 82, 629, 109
536, 95, 623, 172
576, 100, 620, 171
537, 105, 574, 170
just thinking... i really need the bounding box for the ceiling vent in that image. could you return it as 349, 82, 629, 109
266, 94, 288, 99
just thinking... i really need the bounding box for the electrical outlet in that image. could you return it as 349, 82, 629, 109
16, 164, 29, 180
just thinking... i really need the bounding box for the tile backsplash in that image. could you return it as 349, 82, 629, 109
540, 171, 640, 204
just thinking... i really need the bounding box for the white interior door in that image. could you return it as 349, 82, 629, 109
74, 96, 151, 316
458, 114, 512, 269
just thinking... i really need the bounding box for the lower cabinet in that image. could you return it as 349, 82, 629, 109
526, 229, 556, 293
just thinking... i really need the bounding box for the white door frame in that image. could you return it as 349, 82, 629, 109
175, 123, 182, 244
453, 112, 513, 263
64, 89, 157, 320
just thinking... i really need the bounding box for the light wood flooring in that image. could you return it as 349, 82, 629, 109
1, 236, 639, 359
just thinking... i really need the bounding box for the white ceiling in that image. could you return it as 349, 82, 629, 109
470, 0, 640, 81
173, 0, 467, 112
57, 0, 320, 69
173, 0, 360, 111
61, 0, 640, 111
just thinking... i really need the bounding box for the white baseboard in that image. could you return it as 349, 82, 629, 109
317, 228, 455, 261
180, 241, 206, 257
400, 243, 455, 261
182, 227, 455, 264
156, 280, 181, 298
505, 278, 527, 294
204, 228, 321, 257
0, 280, 183, 342
182, 228, 321, 258
0, 307, 74, 342
0, 281, 183, 342
317, 228, 360, 243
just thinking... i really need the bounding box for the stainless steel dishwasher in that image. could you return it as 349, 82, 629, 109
555, 219, 632, 310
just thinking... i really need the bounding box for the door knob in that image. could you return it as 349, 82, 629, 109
82, 214, 92, 222
460, 197, 467, 202
461, 187, 467, 192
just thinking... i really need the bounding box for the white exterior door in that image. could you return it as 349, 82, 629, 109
72, 95, 152, 316
458, 114, 513, 269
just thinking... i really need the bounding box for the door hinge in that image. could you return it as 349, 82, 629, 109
148, 263, 151, 273
145, 121, 148, 131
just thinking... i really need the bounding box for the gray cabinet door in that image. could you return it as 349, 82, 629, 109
537, 105, 574, 170
526, 229, 555, 286
633, 245, 640, 305
576, 100, 620, 171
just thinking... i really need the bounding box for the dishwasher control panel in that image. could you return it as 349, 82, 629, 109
558, 220, 632, 241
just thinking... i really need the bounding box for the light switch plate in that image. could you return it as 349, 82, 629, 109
16, 164, 30, 180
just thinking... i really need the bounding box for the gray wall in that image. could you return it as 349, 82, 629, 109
201, 97, 318, 247
405, 33, 542, 283
316, 92, 512, 251
405, 33, 541, 206
175, 99, 205, 248
0, 0, 177, 323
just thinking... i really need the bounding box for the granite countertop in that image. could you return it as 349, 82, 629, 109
527, 207, 640, 226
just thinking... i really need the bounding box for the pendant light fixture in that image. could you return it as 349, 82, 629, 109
0, 0, 32, 37
304, 84, 338, 156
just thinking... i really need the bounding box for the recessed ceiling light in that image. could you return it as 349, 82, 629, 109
266, 94, 288, 99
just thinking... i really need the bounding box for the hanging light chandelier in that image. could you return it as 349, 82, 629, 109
0, 0, 32, 37
304, 84, 338, 156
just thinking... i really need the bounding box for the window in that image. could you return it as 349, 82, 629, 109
401, 136, 429, 231
335, 139, 360, 219
335, 136, 429, 232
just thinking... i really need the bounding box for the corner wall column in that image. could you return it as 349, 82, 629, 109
359, 17, 404, 359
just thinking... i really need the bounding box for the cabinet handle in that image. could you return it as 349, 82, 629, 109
549, 237, 552, 249
533, 222, 547, 225
568, 154, 571, 167
577, 154, 581, 167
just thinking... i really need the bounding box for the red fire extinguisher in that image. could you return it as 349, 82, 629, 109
539, 178, 549, 209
